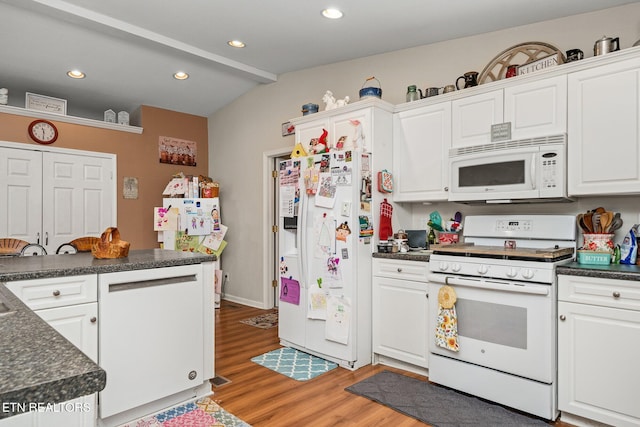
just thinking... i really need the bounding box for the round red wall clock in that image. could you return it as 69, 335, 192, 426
28, 119, 58, 144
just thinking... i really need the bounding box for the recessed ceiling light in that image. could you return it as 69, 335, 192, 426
227, 40, 246, 48
322, 8, 343, 19
67, 70, 85, 79
173, 71, 189, 80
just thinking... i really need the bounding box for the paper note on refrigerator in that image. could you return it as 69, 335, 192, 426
315, 172, 336, 208
280, 185, 296, 218
325, 295, 351, 345
279, 277, 300, 305
202, 224, 227, 251
308, 285, 327, 320
154, 207, 179, 231
314, 214, 336, 258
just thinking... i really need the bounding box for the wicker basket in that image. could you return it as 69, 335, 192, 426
91, 227, 130, 259
70, 237, 100, 252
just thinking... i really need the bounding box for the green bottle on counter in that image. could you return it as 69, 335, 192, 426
428, 228, 436, 246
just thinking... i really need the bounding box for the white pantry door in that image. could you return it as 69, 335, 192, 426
0, 147, 43, 243
42, 152, 114, 253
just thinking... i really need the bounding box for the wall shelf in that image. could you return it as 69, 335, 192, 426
0, 105, 143, 134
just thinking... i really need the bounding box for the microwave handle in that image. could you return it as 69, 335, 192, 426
530, 153, 536, 190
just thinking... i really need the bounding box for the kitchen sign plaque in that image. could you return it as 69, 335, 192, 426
517, 53, 562, 76
25, 92, 67, 115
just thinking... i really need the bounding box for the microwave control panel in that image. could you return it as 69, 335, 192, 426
541, 152, 559, 188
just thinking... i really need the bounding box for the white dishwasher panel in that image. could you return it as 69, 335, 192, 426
98, 264, 204, 419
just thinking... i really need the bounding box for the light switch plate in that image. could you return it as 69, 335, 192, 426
341, 201, 351, 217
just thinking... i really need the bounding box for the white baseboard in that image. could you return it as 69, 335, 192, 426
221, 295, 269, 309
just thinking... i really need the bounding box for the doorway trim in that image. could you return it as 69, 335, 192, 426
262, 146, 292, 309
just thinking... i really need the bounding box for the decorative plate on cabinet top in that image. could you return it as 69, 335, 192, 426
479, 42, 565, 84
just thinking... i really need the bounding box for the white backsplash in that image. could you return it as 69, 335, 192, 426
409, 195, 639, 247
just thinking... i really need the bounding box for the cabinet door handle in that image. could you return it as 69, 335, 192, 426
90, 317, 97, 323
559, 315, 566, 321
397, 268, 403, 273
613, 291, 621, 298
52, 290, 61, 297
45, 232, 49, 246
444, 186, 449, 191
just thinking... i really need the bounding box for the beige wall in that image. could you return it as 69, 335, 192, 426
209, 3, 640, 308
0, 105, 208, 249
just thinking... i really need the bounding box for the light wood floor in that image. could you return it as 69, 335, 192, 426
212, 300, 573, 427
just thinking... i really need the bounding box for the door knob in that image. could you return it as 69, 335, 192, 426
559, 315, 566, 321
90, 317, 97, 323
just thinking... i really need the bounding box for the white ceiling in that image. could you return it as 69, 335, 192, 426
1, 0, 638, 118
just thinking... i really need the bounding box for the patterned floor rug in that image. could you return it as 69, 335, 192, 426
239, 311, 278, 329
120, 395, 250, 427
251, 347, 338, 381
346, 370, 548, 427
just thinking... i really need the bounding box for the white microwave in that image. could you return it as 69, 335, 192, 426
448, 135, 570, 203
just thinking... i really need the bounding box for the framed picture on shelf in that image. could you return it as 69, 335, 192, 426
25, 92, 67, 115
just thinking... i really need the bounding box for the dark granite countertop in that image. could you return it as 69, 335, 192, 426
373, 251, 431, 262
557, 262, 640, 281
0, 249, 215, 282
0, 249, 215, 418
0, 286, 105, 418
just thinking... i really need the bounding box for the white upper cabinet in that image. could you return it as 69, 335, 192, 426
452, 90, 503, 147
452, 76, 567, 147
504, 76, 567, 140
393, 101, 451, 202
567, 56, 640, 196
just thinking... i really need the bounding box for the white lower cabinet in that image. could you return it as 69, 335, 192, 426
372, 258, 429, 371
4, 276, 99, 427
557, 274, 640, 427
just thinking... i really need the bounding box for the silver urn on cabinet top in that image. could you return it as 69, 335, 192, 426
594, 35, 620, 56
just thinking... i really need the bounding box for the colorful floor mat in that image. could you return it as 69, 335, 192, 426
120, 395, 250, 427
239, 311, 278, 329
251, 347, 338, 381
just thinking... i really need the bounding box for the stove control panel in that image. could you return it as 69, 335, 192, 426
495, 220, 532, 232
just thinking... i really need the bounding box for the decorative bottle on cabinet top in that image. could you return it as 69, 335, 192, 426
406, 85, 419, 102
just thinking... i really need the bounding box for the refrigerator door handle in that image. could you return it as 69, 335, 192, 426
297, 187, 307, 288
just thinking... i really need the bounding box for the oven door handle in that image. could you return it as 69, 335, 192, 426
428, 274, 549, 296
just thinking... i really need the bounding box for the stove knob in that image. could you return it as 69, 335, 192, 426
522, 268, 535, 279
477, 265, 489, 275
506, 267, 518, 278
438, 262, 449, 272
451, 263, 462, 272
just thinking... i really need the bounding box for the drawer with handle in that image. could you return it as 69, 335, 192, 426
558, 274, 640, 311
373, 258, 429, 282
5, 274, 97, 310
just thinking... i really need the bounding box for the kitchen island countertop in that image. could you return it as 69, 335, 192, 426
0, 249, 216, 418
0, 249, 216, 282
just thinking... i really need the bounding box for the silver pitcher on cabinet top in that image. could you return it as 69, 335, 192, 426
594, 35, 620, 56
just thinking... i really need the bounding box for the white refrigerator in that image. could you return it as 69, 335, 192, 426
277, 151, 373, 370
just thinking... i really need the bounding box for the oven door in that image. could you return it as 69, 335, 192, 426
448, 146, 539, 201
428, 273, 555, 383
